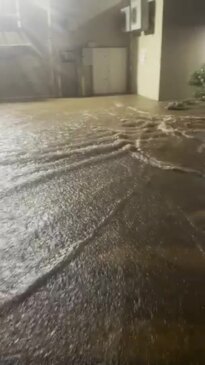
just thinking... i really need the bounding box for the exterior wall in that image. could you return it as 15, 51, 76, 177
160, 0, 205, 100
130, 0, 164, 100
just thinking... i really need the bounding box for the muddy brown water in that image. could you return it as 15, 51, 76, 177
0, 97, 205, 364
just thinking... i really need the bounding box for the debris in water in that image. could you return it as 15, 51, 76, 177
166, 101, 188, 111
167, 101, 187, 110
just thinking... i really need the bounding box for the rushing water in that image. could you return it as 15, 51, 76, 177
0, 100, 205, 364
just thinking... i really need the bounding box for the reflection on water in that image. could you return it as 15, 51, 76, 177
0, 99, 205, 364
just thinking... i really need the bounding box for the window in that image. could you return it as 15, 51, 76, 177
145, 0, 156, 35
130, 0, 141, 31
132, 7, 137, 24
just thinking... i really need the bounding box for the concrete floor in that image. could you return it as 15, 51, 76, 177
0, 96, 205, 364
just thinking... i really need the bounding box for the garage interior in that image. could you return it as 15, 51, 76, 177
0, 0, 205, 101
0, 1, 205, 365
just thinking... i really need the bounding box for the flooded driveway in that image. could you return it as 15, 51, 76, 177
0, 96, 205, 364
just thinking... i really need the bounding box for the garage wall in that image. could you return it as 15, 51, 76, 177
160, 0, 205, 100
52, 0, 129, 97
131, 0, 164, 100
0, 51, 50, 101
0, 0, 51, 101
52, 0, 128, 49
0, 0, 128, 100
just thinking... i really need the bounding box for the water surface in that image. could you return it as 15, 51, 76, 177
0, 97, 205, 364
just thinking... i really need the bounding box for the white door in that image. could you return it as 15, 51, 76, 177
93, 48, 127, 95
109, 48, 127, 94
93, 48, 110, 95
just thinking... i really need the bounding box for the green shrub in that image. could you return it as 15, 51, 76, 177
189, 64, 205, 98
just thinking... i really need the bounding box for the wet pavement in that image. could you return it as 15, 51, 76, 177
0, 96, 205, 364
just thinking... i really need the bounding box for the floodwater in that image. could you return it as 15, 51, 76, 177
0, 96, 205, 364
